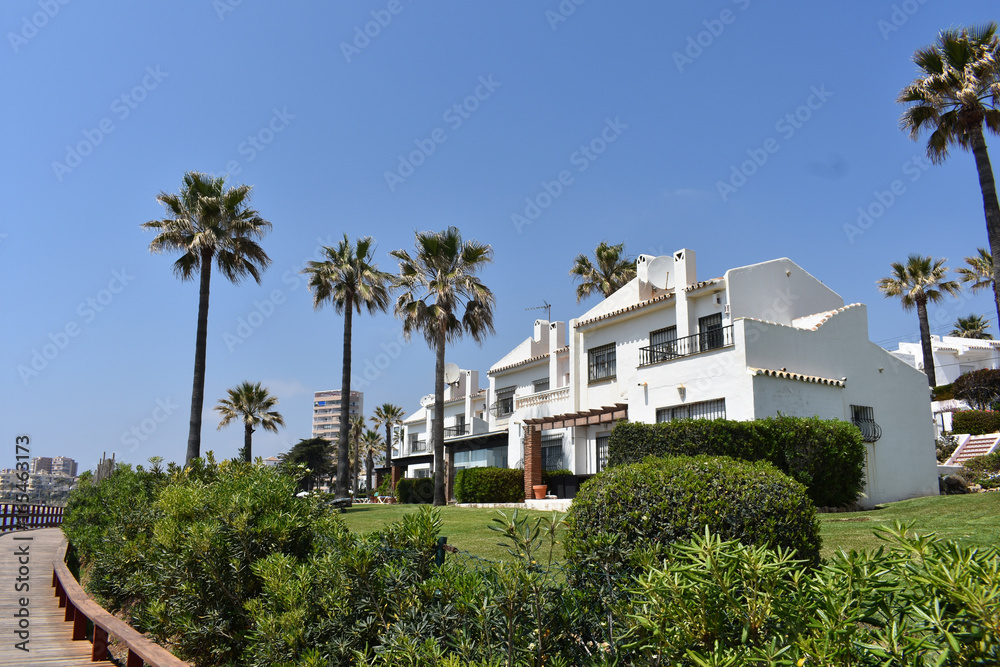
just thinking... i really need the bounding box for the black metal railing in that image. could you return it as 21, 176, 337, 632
409, 439, 427, 453
638, 325, 734, 366
852, 419, 882, 443
443, 425, 470, 438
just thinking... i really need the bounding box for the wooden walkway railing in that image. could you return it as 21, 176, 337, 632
0, 528, 189, 666
0, 503, 65, 532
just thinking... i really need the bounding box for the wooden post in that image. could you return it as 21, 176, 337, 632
92, 624, 109, 660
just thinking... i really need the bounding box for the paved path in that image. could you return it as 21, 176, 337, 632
0, 528, 96, 666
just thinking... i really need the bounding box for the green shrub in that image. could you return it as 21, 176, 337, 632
454, 467, 524, 503
608, 416, 864, 507
964, 450, 1000, 473
952, 410, 1000, 435
396, 477, 434, 504
565, 455, 821, 572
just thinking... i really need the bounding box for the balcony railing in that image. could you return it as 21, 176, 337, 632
638, 325, 734, 366
443, 424, 469, 438
515, 386, 571, 410
409, 439, 427, 453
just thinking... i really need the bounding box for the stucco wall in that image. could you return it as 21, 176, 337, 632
727, 258, 844, 326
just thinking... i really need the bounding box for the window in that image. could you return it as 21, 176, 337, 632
596, 434, 610, 472
850, 405, 881, 443
656, 398, 726, 422
699, 313, 724, 351
649, 326, 678, 363
413, 468, 431, 479
409, 434, 426, 452
494, 386, 515, 417
588, 343, 617, 383
533, 377, 550, 393
541, 434, 563, 471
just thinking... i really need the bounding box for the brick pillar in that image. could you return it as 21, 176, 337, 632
391, 464, 403, 492
523, 424, 542, 500
445, 449, 455, 502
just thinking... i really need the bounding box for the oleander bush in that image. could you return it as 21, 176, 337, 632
454, 466, 524, 503
608, 416, 865, 507
395, 476, 434, 504
565, 455, 821, 574
952, 409, 1000, 435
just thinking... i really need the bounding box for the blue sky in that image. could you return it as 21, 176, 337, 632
3, 1, 999, 472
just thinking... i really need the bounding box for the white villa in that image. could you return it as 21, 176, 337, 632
394, 249, 941, 508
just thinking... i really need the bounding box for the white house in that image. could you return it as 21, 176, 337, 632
891, 335, 1000, 433
399, 249, 941, 508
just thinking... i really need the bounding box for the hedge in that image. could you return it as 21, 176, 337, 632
395, 477, 434, 504
565, 455, 821, 568
607, 416, 864, 507
952, 410, 1000, 436
454, 466, 524, 503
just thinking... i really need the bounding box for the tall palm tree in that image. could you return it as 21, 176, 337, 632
303, 235, 393, 498
569, 241, 636, 303
391, 227, 496, 506
898, 24, 1000, 323
360, 429, 384, 494
143, 172, 273, 466
348, 415, 366, 496
370, 403, 405, 468
214, 381, 284, 462
877, 255, 961, 386
957, 247, 995, 294
951, 314, 994, 339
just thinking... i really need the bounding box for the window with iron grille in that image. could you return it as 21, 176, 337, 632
850, 405, 881, 443
656, 398, 726, 422
533, 377, 550, 393
699, 313, 724, 351
596, 434, 610, 472
494, 386, 515, 417
588, 343, 617, 383
541, 434, 563, 471
649, 326, 678, 363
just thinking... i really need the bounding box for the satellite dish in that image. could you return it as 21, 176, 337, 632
444, 363, 461, 385
647, 256, 670, 290
419, 394, 435, 407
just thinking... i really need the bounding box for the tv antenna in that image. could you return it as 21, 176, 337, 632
526, 300, 551, 322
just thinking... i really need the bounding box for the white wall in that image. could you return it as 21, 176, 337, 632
727, 258, 844, 325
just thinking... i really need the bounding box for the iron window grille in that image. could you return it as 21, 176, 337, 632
588, 343, 617, 383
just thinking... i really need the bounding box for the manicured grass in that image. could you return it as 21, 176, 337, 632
340, 493, 1000, 563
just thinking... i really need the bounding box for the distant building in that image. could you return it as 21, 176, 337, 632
51, 456, 78, 477
312, 390, 364, 444
29, 457, 52, 474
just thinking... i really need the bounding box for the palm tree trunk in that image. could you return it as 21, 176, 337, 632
917, 298, 936, 387
244, 423, 253, 463
385, 423, 392, 468
353, 435, 360, 496
186, 249, 213, 466
969, 126, 1000, 328
433, 327, 447, 506
336, 299, 353, 498
366, 451, 374, 493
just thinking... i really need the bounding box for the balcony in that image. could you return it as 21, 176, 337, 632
638, 325, 735, 366
515, 386, 571, 410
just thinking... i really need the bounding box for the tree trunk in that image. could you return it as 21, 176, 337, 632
433, 328, 447, 506
186, 248, 213, 466
917, 298, 936, 387
353, 434, 361, 496
244, 423, 253, 463
336, 298, 353, 498
365, 450, 374, 493
385, 423, 392, 468
969, 125, 1000, 328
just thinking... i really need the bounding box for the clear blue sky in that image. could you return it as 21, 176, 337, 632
3, 1, 998, 471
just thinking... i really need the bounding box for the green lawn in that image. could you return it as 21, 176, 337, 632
340, 493, 1000, 562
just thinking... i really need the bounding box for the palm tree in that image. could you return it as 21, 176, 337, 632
569, 241, 636, 303
142, 172, 273, 466
391, 227, 496, 506
303, 235, 393, 498
214, 381, 284, 462
957, 247, 995, 294
877, 255, 961, 386
898, 24, 1000, 323
360, 429, 384, 494
951, 314, 994, 339
348, 415, 366, 496
370, 403, 405, 468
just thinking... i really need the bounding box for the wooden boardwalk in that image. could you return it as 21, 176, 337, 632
0, 528, 96, 666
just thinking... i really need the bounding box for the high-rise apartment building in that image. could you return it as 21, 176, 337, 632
312, 390, 363, 443
30, 457, 52, 474
51, 456, 78, 477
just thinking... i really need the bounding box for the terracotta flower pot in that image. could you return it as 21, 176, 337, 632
532, 484, 548, 500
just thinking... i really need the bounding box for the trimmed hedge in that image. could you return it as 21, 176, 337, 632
454, 466, 524, 503
566, 455, 821, 567
952, 410, 1000, 436
395, 477, 433, 504
608, 417, 864, 507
